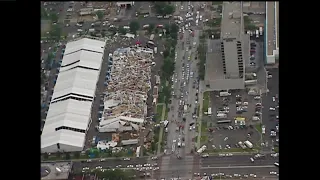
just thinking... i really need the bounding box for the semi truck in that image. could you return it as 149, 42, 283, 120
197, 145, 207, 154
216, 113, 227, 119
259, 27, 263, 35
238, 141, 247, 149
219, 91, 231, 97
244, 140, 253, 148
245, 80, 258, 86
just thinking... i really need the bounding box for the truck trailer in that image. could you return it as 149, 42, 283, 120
244, 140, 253, 148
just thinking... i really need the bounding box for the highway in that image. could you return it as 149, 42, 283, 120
159, 1, 205, 179
72, 157, 155, 170
201, 155, 278, 167
199, 166, 278, 179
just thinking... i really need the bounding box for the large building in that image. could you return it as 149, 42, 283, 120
41, 38, 106, 153
205, 2, 249, 91
265, 1, 279, 65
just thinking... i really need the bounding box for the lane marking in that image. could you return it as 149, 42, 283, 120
201, 165, 274, 169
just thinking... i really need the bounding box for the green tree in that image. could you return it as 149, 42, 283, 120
50, 25, 61, 40
96, 10, 104, 21
170, 24, 179, 34
164, 24, 170, 34
154, 2, 166, 15
49, 13, 59, 22
154, 28, 159, 34
162, 57, 175, 80
56, 151, 61, 158
74, 152, 80, 159
129, 21, 140, 34
41, 8, 49, 19
147, 23, 155, 34
65, 152, 71, 160
163, 49, 170, 58
163, 5, 175, 15
119, 26, 127, 35
43, 153, 49, 160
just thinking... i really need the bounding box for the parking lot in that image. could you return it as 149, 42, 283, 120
201, 90, 263, 151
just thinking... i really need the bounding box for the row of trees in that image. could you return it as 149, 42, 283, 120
197, 34, 207, 80
154, 2, 175, 16
159, 23, 179, 105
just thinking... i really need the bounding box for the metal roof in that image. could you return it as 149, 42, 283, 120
41, 38, 105, 152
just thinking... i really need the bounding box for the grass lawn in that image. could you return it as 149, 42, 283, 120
156, 104, 164, 123
201, 121, 207, 132
255, 123, 262, 133
200, 135, 208, 144
202, 91, 210, 114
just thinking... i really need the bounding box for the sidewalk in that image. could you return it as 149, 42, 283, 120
157, 103, 166, 155
196, 81, 204, 149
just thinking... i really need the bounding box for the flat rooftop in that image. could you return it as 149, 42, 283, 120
276, 1, 279, 49
266, 1, 275, 56
205, 39, 224, 80
41, 162, 72, 180
221, 2, 242, 39
102, 47, 153, 121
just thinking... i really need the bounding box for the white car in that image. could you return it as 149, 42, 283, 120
226, 153, 233, 157
269, 107, 276, 111
180, 6, 183, 10
201, 153, 209, 158
272, 97, 276, 101
123, 158, 131, 161
219, 154, 225, 157
270, 171, 277, 175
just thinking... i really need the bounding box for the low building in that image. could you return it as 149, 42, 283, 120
122, 139, 139, 145
41, 37, 106, 153
41, 162, 72, 180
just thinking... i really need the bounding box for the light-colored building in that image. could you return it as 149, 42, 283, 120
41, 38, 106, 153
41, 162, 72, 180
265, 1, 279, 65
205, 2, 248, 91
116, 1, 134, 7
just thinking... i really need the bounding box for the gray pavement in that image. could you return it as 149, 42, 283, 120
261, 69, 279, 150
72, 157, 152, 170
159, 1, 205, 179
201, 155, 278, 167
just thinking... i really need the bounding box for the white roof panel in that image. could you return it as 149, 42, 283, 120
64, 38, 105, 55
52, 66, 100, 99
61, 50, 103, 70
41, 38, 105, 151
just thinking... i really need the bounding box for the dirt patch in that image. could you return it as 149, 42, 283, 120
41, 20, 51, 35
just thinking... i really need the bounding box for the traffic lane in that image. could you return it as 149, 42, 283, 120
199, 167, 279, 177
73, 157, 152, 169
262, 70, 279, 137
201, 155, 278, 167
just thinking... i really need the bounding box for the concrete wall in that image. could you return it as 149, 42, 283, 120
205, 78, 245, 91
41, 143, 83, 153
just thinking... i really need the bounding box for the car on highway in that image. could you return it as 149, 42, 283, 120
201, 153, 209, 158
123, 158, 131, 161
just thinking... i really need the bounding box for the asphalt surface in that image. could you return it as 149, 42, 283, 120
72, 157, 153, 170
158, 1, 205, 179
261, 68, 279, 149
199, 167, 278, 179
200, 155, 278, 167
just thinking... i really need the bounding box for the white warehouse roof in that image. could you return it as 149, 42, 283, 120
41, 38, 106, 153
